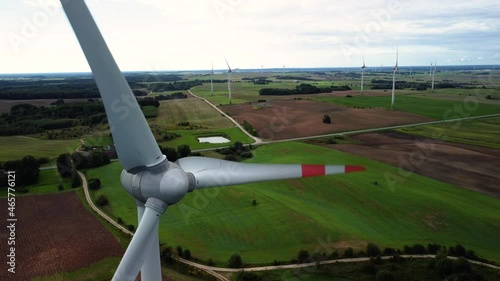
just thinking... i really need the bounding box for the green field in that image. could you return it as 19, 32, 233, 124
0, 136, 80, 161
86, 142, 500, 266
398, 116, 500, 148
141, 105, 158, 118
315, 95, 500, 120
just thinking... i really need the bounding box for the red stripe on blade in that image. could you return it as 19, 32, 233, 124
301, 165, 325, 177
345, 166, 365, 173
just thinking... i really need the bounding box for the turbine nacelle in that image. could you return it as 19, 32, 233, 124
121, 161, 195, 205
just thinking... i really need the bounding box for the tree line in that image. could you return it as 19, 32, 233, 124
259, 83, 351, 96
0, 155, 47, 189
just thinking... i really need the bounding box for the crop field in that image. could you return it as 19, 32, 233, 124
156, 98, 232, 129
398, 116, 500, 149
0, 192, 124, 281
315, 95, 500, 120
86, 142, 500, 265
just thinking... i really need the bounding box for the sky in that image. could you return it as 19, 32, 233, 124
0, 0, 499, 74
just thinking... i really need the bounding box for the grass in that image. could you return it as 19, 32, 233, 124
158, 127, 254, 150
85, 142, 500, 266
398, 116, 500, 148
0, 136, 80, 161
141, 105, 158, 118
315, 95, 500, 120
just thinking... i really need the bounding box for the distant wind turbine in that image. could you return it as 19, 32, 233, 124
210, 62, 214, 96
225, 58, 232, 104
429, 63, 433, 78
282, 64, 285, 75
391, 48, 398, 111
431, 60, 436, 92
360, 57, 366, 95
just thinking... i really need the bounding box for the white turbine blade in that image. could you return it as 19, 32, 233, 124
137, 202, 162, 281
225, 58, 232, 72
61, 0, 165, 173
177, 157, 364, 189
112, 198, 167, 281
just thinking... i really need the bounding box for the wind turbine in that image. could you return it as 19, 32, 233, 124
391, 48, 398, 111
60, 1, 365, 281
225, 58, 232, 104
210, 62, 214, 96
360, 57, 366, 95
431, 60, 436, 92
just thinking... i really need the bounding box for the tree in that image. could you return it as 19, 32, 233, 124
161, 246, 175, 264
88, 178, 101, 190
57, 153, 72, 178
297, 250, 310, 263
57, 184, 64, 191
176, 246, 183, 257
435, 258, 454, 277
322, 114, 331, 124
228, 253, 243, 268
344, 247, 354, 258
71, 168, 81, 188
159, 146, 178, 162
183, 249, 191, 260
367, 243, 381, 257
96, 194, 109, 206
177, 144, 191, 158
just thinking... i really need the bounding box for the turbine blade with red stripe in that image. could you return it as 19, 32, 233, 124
176, 157, 364, 189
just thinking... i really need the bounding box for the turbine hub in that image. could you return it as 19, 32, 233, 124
120, 161, 195, 205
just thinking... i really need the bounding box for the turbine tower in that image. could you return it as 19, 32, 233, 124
391, 48, 398, 111
431, 60, 436, 92
225, 58, 232, 104
60, 1, 365, 280
210, 62, 214, 96
360, 57, 366, 95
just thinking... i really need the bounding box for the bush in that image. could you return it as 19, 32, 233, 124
96, 194, 109, 206
297, 250, 310, 263
228, 253, 243, 268
344, 247, 354, 258
88, 178, 101, 190
183, 249, 191, 260
224, 154, 238, 161
367, 243, 381, 257
435, 258, 454, 277
235, 271, 263, 281
57, 184, 64, 191
322, 114, 331, 124
126, 224, 135, 232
